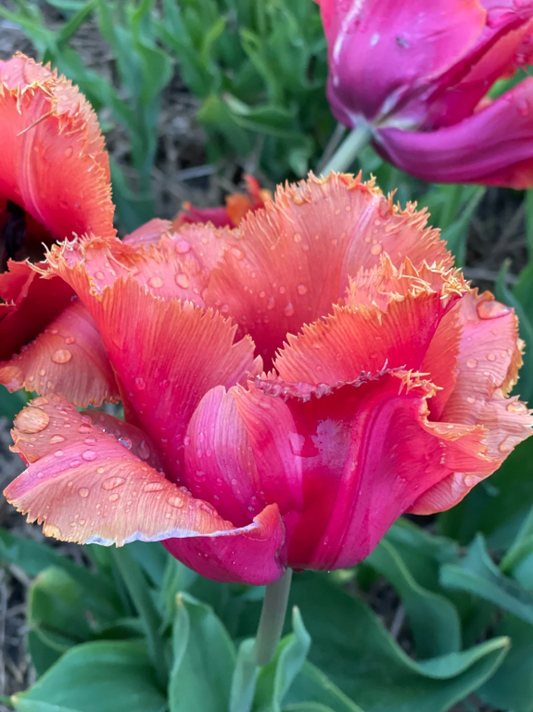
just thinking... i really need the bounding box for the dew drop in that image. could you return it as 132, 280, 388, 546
476, 300, 511, 320
54, 450, 64, 457
82, 450, 97, 462
231, 246, 245, 260
135, 377, 146, 390
370, 243, 383, 256
65, 146, 73, 158
84, 436, 96, 445
466, 358, 477, 368
293, 233, 302, 243
467, 396, 475, 404
148, 276, 164, 288
463, 474, 477, 487
78, 424, 91, 434
144, 481, 164, 492
297, 284, 308, 295
175, 273, 190, 289
14, 407, 50, 434
102, 476, 125, 490
95, 271, 105, 280
267, 296, 275, 310
486, 353, 496, 362
498, 435, 518, 453
138, 440, 150, 460
65, 336, 76, 345
175, 239, 191, 254
284, 302, 295, 317
168, 496, 185, 508
108, 493, 120, 502
50, 435, 65, 444
79, 488, 89, 498
118, 436, 132, 450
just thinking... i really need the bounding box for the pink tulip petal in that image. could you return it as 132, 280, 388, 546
238, 371, 490, 570
5, 394, 285, 584
316, 0, 485, 124
54, 277, 260, 484
123, 218, 172, 247
206, 173, 451, 365
375, 78, 533, 188
0, 54, 114, 243
184, 385, 264, 526
0, 300, 118, 407
0, 261, 73, 361
411, 291, 532, 513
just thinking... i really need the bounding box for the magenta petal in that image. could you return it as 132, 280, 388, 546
375, 78, 533, 188
163, 503, 286, 585
319, 0, 485, 124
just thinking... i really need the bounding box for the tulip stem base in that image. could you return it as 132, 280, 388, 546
255, 568, 293, 666
321, 123, 372, 175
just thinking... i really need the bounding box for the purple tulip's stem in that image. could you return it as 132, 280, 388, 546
254, 568, 293, 666
320, 123, 372, 175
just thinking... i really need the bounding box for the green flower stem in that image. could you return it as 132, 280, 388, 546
320, 123, 372, 175
254, 568, 293, 666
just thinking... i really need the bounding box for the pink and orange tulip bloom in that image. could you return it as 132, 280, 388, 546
317, 0, 533, 188
2, 171, 532, 584
0, 54, 116, 395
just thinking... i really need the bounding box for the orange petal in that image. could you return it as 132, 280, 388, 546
5, 394, 285, 584
0, 299, 118, 407
274, 282, 462, 386
0, 54, 114, 242
204, 173, 451, 364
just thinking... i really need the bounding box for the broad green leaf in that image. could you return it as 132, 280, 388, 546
478, 614, 533, 712
441, 535, 533, 625
366, 538, 461, 658
288, 573, 509, 712
230, 639, 258, 712
283, 663, 364, 712
169, 594, 236, 712
12, 640, 166, 712
0, 388, 27, 421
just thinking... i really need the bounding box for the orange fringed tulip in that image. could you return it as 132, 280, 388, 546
0, 54, 118, 407
173, 175, 271, 229
3, 174, 532, 584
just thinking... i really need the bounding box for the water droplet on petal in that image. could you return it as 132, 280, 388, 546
84, 436, 96, 445
82, 450, 97, 462
231, 246, 245, 260
118, 436, 132, 450
51, 348, 72, 364
476, 300, 511, 320
370, 243, 383, 255
65, 336, 76, 345
95, 271, 105, 280
148, 276, 164, 289
79, 488, 89, 498
108, 493, 120, 502
135, 377, 146, 390
297, 284, 308, 295
467, 396, 475, 404
54, 450, 64, 458
175, 240, 191, 254
168, 495, 185, 508
79, 424, 91, 434
466, 358, 477, 368
65, 146, 73, 158
175, 273, 190, 289
102, 476, 125, 490
486, 353, 496, 362
138, 440, 150, 459
14, 407, 50, 433
144, 481, 164, 492
284, 302, 295, 317
293, 233, 302, 243
463, 474, 477, 487
50, 435, 65, 444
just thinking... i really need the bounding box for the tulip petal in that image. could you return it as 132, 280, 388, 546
238, 371, 490, 570
5, 394, 285, 584
0, 54, 114, 242
317, 0, 485, 124
0, 299, 118, 407
0, 261, 74, 360
410, 291, 533, 513
184, 385, 263, 526
53, 277, 260, 483
123, 218, 172, 247
274, 273, 464, 386
376, 78, 533, 188
206, 173, 451, 364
